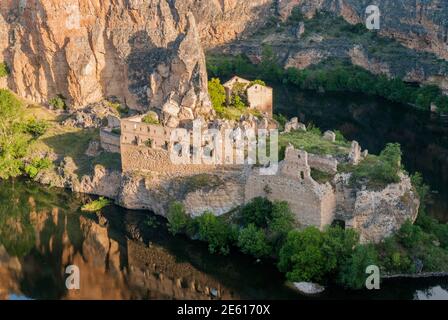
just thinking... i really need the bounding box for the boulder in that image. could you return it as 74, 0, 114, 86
162, 100, 180, 118
293, 282, 325, 295
323, 130, 336, 142
85, 140, 102, 157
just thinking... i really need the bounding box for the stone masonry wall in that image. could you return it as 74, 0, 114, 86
100, 129, 120, 153
308, 154, 338, 174
247, 84, 273, 116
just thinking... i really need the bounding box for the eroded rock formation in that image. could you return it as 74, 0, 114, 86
0, 0, 211, 116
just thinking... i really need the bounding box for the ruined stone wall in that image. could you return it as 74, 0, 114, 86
121, 118, 172, 150
121, 143, 243, 176
308, 154, 338, 174
245, 171, 335, 229
247, 85, 273, 116
245, 146, 336, 229
100, 129, 120, 153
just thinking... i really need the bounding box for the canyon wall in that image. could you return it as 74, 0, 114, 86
0, 0, 211, 114
1, 0, 447, 108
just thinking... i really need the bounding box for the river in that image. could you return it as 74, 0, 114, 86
1, 90, 448, 300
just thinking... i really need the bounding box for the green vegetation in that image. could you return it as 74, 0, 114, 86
279, 124, 350, 158
0, 62, 9, 77
49, 95, 67, 110
207, 49, 448, 113
142, 112, 160, 125
107, 100, 129, 117
273, 113, 288, 131
237, 224, 271, 258
81, 197, 111, 212
0, 89, 49, 179
349, 143, 402, 189
310, 168, 334, 183
196, 212, 237, 255
24, 157, 53, 179
208, 77, 264, 120
167, 202, 191, 236
338, 244, 379, 289
182, 173, 222, 192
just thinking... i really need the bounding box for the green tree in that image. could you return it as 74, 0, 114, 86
166, 202, 190, 236
196, 211, 235, 255
267, 201, 296, 253
337, 244, 379, 289
49, 95, 66, 110
278, 227, 332, 282
208, 78, 226, 110
237, 224, 271, 258
0, 89, 30, 179
240, 197, 273, 229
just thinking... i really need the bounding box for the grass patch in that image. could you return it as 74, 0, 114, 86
279, 127, 350, 158
349, 143, 402, 190
310, 168, 334, 184
81, 197, 111, 212
183, 174, 222, 192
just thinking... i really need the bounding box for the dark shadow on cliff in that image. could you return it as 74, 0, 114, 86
42, 130, 121, 178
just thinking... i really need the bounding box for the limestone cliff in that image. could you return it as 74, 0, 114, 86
1, 0, 447, 108
0, 0, 211, 116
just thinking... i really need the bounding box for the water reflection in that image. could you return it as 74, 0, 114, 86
1, 180, 448, 300
0, 179, 299, 300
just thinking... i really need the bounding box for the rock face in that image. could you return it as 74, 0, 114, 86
335, 173, 420, 243
209, 0, 448, 92
1, 0, 447, 108
0, 0, 211, 114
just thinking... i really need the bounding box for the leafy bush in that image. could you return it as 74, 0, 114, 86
411, 172, 430, 216
378, 237, 414, 273
278, 226, 359, 283
0, 89, 32, 179
266, 201, 296, 252
24, 158, 53, 179
81, 197, 111, 212
142, 112, 159, 125
166, 202, 191, 236
0, 62, 9, 77
337, 244, 379, 289
208, 78, 226, 110
278, 227, 333, 282
23, 118, 49, 138
196, 212, 236, 255
397, 220, 426, 249
240, 197, 273, 229
49, 96, 66, 110
237, 224, 271, 258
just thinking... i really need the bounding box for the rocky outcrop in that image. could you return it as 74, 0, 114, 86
277, 0, 448, 61
335, 173, 420, 243
0, 0, 211, 115
37, 158, 121, 199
